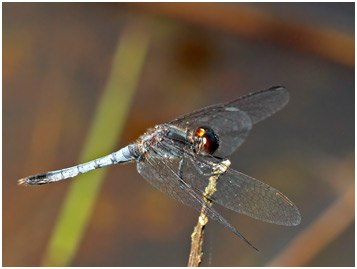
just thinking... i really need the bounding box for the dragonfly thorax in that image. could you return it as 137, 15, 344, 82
139, 127, 165, 149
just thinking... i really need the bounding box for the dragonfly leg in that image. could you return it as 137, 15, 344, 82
177, 157, 188, 189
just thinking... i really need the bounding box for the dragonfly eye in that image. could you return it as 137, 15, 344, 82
194, 126, 219, 154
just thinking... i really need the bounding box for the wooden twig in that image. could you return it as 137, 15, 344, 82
188, 160, 231, 267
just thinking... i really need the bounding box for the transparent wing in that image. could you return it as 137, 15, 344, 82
167, 86, 289, 158
225, 86, 290, 125
182, 153, 301, 226
136, 150, 257, 250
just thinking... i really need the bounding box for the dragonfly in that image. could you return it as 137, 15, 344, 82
19, 86, 301, 250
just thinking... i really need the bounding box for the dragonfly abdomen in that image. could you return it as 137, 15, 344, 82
18, 145, 138, 185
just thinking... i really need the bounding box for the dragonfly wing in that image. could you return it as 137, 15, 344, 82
136, 152, 257, 249
181, 154, 301, 226
225, 86, 289, 125
167, 86, 289, 158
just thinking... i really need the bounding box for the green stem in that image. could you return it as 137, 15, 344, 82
41, 26, 149, 266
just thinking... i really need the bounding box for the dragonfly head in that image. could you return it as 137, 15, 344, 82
194, 126, 219, 155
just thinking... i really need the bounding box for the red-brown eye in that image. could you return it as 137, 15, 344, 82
194, 126, 219, 154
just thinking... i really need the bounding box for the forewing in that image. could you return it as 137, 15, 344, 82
226, 86, 289, 124
182, 154, 301, 226
167, 86, 289, 158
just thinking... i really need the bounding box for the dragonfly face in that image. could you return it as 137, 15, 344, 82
194, 126, 220, 155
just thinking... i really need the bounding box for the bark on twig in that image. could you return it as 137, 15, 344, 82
188, 160, 231, 267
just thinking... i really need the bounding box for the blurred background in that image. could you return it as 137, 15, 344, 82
3, 2, 354, 267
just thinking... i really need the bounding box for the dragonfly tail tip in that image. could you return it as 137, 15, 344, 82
18, 178, 27, 186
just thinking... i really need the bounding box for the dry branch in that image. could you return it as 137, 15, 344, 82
188, 160, 231, 267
